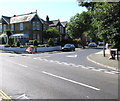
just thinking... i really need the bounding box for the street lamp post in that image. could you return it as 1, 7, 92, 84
103, 41, 105, 57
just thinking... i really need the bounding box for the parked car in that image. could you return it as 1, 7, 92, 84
88, 42, 97, 48
62, 44, 75, 51
98, 42, 104, 46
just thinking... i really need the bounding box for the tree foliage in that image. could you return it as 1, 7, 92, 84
69, 1, 120, 49
45, 28, 60, 39
67, 12, 91, 47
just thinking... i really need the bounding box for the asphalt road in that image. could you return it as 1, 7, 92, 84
0, 48, 118, 100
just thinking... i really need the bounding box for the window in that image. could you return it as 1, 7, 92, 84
43, 24, 46, 31
0, 24, 2, 32
3, 24, 6, 31
56, 26, 59, 30
60, 26, 63, 33
11, 24, 14, 31
37, 22, 40, 30
33, 34, 37, 39
32, 22, 36, 30
20, 23, 23, 30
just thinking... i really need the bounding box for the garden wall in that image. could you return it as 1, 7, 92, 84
0, 45, 62, 53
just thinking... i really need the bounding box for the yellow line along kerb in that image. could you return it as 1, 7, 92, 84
0, 90, 11, 100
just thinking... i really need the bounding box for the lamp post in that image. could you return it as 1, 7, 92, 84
103, 41, 105, 57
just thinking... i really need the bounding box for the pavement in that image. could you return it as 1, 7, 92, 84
87, 50, 119, 71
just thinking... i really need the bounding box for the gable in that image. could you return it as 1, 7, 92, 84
2, 16, 11, 24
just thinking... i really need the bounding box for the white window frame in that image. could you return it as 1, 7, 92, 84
20, 23, 23, 30
11, 24, 14, 31
3, 24, 6, 31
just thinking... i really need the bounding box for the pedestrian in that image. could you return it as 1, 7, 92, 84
106, 43, 109, 49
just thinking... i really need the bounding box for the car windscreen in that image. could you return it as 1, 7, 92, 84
64, 44, 71, 47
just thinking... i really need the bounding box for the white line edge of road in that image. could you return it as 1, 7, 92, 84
42, 71, 100, 91
87, 55, 117, 71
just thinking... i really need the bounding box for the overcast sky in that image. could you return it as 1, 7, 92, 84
0, 0, 87, 22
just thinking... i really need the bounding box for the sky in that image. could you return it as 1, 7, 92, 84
0, 0, 87, 22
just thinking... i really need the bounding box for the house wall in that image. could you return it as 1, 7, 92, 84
9, 15, 44, 43
31, 15, 43, 43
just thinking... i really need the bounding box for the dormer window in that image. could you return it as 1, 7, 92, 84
20, 23, 23, 30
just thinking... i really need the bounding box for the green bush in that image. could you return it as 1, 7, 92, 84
2, 37, 6, 44
48, 38, 54, 46
29, 40, 34, 45
33, 40, 38, 47
5, 44, 10, 47
16, 40, 20, 47
8, 38, 14, 47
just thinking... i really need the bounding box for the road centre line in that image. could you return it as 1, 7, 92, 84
42, 71, 100, 91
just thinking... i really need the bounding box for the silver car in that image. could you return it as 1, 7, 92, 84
88, 42, 97, 48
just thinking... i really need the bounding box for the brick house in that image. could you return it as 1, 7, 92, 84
46, 16, 68, 41
0, 11, 46, 43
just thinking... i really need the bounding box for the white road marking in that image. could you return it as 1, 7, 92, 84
92, 69, 102, 72
33, 57, 117, 75
66, 54, 77, 58
33, 58, 37, 59
42, 71, 100, 91
104, 71, 115, 74
18, 64, 28, 67
7, 60, 28, 67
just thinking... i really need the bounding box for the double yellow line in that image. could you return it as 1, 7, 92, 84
0, 90, 12, 100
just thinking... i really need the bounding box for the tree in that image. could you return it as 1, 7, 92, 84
33, 39, 38, 47
45, 28, 60, 39
16, 40, 20, 47
6, 29, 12, 38
8, 38, 14, 47
48, 38, 54, 46
78, 1, 120, 49
6, 29, 12, 45
67, 12, 91, 47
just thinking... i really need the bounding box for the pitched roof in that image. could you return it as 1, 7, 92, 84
61, 21, 67, 27
10, 12, 37, 24
49, 20, 61, 27
2, 16, 11, 24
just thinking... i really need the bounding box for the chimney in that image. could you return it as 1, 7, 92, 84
46, 15, 49, 22
36, 10, 37, 13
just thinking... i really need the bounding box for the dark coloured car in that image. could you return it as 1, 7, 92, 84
62, 44, 75, 51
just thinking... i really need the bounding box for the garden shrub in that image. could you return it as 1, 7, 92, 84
48, 38, 54, 46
